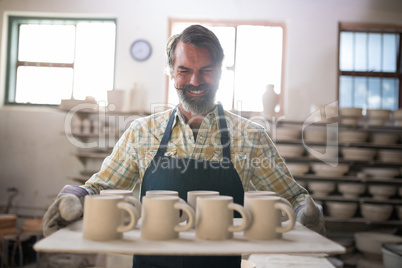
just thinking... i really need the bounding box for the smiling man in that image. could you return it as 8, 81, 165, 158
43, 24, 325, 268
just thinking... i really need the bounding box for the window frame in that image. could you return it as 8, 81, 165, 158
166, 18, 286, 115
4, 15, 117, 107
337, 22, 402, 109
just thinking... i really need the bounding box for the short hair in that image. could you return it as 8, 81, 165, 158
166, 24, 224, 75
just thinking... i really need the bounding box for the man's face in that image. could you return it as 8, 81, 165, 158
172, 41, 221, 115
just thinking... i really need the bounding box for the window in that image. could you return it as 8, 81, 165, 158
338, 23, 402, 111
167, 20, 285, 113
4, 15, 117, 106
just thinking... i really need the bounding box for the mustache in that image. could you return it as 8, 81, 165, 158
176, 84, 213, 92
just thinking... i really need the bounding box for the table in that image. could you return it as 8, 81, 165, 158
34, 220, 345, 256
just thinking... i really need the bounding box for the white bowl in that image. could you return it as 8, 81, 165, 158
286, 163, 309, 176
339, 130, 368, 143
307, 145, 338, 160
341, 117, 360, 126
340, 107, 363, 117
341, 147, 377, 161
361, 203, 393, 222
368, 185, 397, 200
273, 127, 301, 141
311, 163, 349, 177
382, 243, 402, 268
367, 109, 391, 119
303, 129, 327, 143
326, 201, 358, 219
393, 109, 402, 120
338, 183, 366, 198
378, 150, 402, 163
276, 144, 305, 158
370, 132, 400, 145
308, 181, 336, 197
367, 118, 387, 126
362, 167, 400, 179
354, 232, 402, 261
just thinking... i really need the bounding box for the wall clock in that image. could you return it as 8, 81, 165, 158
130, 39, 152, 61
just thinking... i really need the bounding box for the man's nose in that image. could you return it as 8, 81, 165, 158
189, 72, 203, 86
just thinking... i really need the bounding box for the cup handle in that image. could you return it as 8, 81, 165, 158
278, 197, 292, 222
274, 202, 295, 234
178, 198, 188, 223
124, 196, 142, 217
174, 202, 195, 232
227, 203, 250, 233
116, 202, 139, 233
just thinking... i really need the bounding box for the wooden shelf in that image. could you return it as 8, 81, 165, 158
294, 174, 402, 184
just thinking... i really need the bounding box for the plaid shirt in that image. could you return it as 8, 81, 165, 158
80, 106, 308, 210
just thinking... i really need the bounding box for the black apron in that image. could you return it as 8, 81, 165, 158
133, 104, 244, 268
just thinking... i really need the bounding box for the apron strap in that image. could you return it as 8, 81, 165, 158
156, 106, 177, 157
156, 104, 231, 159
216, 103, 231, 159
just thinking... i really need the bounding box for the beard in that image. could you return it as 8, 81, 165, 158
177, 84, 217, 115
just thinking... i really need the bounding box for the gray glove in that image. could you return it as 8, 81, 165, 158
296, 195, 326, 236
43, 194, 83, 237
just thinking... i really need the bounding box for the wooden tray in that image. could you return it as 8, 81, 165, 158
34, 220, 345, 256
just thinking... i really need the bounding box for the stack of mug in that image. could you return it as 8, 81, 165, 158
82, 190, 296, 242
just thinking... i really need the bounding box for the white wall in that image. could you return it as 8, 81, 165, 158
0, 0, 401, 215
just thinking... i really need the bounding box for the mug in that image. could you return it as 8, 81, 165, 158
195, 195, 250, 241
244, 195, 295, 240
244, 191, 293, 222
146, 190, 187, 222
141, 196, 195, 240
145, 190, 179, 197
82, 195, 139, 241
187, 190, 220, 210
100, 189, 142, 216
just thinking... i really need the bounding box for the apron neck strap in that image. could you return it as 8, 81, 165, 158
156, 104, 231, 158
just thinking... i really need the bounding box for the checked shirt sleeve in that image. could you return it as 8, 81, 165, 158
80, 124, 140, 195
249, 129, 308, 210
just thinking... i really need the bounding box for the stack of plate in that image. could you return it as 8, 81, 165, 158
366, 109, 391, 126
339, 107, 363, 126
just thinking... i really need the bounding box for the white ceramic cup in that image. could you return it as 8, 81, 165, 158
145, 190, 188, 222
100, 189, 142, 216
187, 190, 220, 210
244, 195, 295, 240
145, 190, 179, 197
141, 196, 195, 240
195, 195, 250, 241
244, 191, 292, 221
83, 195, 139, 241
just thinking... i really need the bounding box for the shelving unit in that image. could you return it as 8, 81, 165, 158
269, 118, 402, 233
61, 107, 146, 185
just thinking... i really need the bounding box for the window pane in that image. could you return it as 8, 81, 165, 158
382, 78, 398, 110
368, 33, 381, 72
73, 22, 116, 102
15, 66, 73, 104
340, 32, 353, 71
339, 76, 353, 107
235, 25, 282, 111
367, 77, 381, 109
354, 33, 367, 71
382, 33, 397, 72
354, 77, 367, 108
216, 70, 234, 110
18, 24, 75, 63
210, 26, 235, 67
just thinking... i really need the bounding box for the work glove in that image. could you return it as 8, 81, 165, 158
296, 195, 326, 236
43, 194, 83, 237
